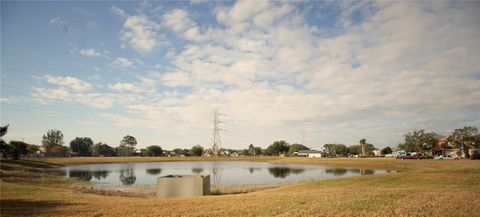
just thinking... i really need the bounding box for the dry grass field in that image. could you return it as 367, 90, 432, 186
1, 157, 480, 217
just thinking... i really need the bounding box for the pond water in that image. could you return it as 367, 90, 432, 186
59, 161, 395, 190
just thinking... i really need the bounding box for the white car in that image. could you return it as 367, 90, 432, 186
434, 155, 458, 160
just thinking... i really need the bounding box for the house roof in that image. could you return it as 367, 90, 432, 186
298, 150, 322, 154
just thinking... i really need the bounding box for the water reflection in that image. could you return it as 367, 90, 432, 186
325, 168, 347, 176
361, 169, 375, 175
211, 167, 222, 188
191, 167, 204, 174
322, 168, 378, 176
146, 168, 162, 175
69, 170, 93, 181
61, 162, 395, 189
268, 167, 305, 178
119, 169, 136, 185
93, 170, 109, 180
248, 167, 261, 174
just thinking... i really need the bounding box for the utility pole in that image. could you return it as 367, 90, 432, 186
212, 109, 224, 157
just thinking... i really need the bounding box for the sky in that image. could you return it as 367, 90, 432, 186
1, 1, 479, 150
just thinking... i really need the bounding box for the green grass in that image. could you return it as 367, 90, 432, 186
1, 157, 480, 217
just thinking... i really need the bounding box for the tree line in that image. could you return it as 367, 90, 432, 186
1, 124, 478, 159
397, 126, 480, 158
0, 126, 204, 159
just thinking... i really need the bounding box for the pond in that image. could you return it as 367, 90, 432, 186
59, 161, 395, 192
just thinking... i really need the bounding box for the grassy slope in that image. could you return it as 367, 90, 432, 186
1, 157, 480, 217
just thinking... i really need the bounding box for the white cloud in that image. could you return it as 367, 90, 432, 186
32, 87, 70, 100
109, 82, 143, 93
120, 15, 160, 54
162, 9, 194, 33
137, 76, 156, 88
31, 87, 114, 109
86, 20, 99, 29
111, 5, 126, 18
162, 9, 211, 41
112, 57, 134, 69
79, 48, 101, 57
49, 17, 67, 24
0, 97, 15, 104
27, 2, 480, 148
162, 72, 191, 87
44, 75, 92, 92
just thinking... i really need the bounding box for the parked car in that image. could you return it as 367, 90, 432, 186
434, 155, 458, 160
397, 154, 420, 160
471, 153, 480, 160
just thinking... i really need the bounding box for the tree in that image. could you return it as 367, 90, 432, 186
173, 148, 185, 156
49, 145, 69, 157
359, 138, 369, 156
248, 144, 255, 156
323, 144, 347, 157
347, 145, 362, 156
92, 142, 115, 157
1, 124, 10, 158
146, 145, 163, 156
399, 129, 439, 155
254, 147, 262, 156
42, 129, 64, 156
119, 135, 137, 156
288, 143, 309, 155
266, 141, 290, 156
9, 141, 29, 160
26, 144, 40, 156
447, 126, 479, 158
190, 145, 204, 156
381, 146, 393, 155
69, 137, 94, 156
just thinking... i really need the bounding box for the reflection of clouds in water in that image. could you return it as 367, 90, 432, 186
268, 167, 305, 178
119, 168, 136, 185
146, 168, 162, 175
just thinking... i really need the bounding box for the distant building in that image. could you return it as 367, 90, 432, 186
297, 150, 323, 158
372, 149, 382, 156
393, 150, 407, 157
432, 137, 461, 157
134, 149, 147, 156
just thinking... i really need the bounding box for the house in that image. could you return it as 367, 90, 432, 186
134, 149, 147, 156
393, 150, 407, 157
372, 149, 382, 157
432, 137, 461, 157
230, 152, 239, 157
297, 150, 323, 158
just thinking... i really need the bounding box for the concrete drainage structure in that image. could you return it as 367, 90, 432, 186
157, 174, 210, 197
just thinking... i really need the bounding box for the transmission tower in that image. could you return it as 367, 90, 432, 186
212, 109, 224, 156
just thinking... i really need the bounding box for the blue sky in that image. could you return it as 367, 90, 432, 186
1, 1, 479, 150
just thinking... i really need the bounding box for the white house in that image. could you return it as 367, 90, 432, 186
297, 150, 323, 158
372, 149, 382, 156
